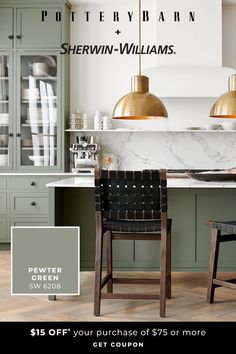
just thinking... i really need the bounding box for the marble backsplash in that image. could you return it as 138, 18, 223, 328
70, 132, 236, 170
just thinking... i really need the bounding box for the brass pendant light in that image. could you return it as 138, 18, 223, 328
210, 74, 236, 118
113, 0, 168, 120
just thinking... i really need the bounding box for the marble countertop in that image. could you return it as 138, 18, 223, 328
46, 177, 236, 188
47, 177, 95, 188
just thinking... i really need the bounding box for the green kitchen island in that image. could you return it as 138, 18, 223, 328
47, 177, 236, 272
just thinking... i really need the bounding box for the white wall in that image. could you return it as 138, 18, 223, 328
70, 0, 223, 130
69, 1, 236, 169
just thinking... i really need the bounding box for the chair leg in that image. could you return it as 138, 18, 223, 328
94, 230, 103, 316
106, 231, 113, 293
166, 230, 171, 299
207, 228, 220, 304
160, 230, 167, 317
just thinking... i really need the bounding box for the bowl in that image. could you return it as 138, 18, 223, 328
0, 154, 8, 166
203, 124, 221, 130
28, 155, 45, 166
221, 122, 236, 130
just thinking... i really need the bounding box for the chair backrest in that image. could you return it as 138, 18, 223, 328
95, 169, 167, 220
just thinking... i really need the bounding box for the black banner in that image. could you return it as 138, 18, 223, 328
0, 322, 235, 349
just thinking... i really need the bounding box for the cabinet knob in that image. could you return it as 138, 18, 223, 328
16, 35, 22, 39
8, 35, 14, 39
30, 202, 36, 206
16, 133, 21, 137
30, 182, 36, 186
8, 133, 13, 137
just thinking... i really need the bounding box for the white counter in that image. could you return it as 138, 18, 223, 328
47, 177, 95, 188
167, 178, 236, 188
46, 177, 236, 189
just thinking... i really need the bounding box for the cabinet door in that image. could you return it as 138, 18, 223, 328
0, 53, 13, 170
0, 217, 7, 242
0, 9, 14, 49
196, 189, 236, 268
16, 53, 61, 171
134, 189, 196, 269
16, 8, 62, 49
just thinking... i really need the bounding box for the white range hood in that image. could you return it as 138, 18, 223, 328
143, 0, 236, 98
143, 66, 236, 97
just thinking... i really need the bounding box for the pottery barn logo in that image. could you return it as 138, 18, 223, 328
41, 10, 196, 23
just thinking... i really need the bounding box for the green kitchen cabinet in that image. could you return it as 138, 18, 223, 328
16, 52, 62, 171
0, 8, 14, 49
0, 53, 13, 170
196, 189, 236, 269
134, 189, 196, 269
0, 1, 70, 172
16, 8, 62, 49
0, 217, 7, 242
0, 175, 60, 243
0, 193, 7, 215
9, 193, 48, 215
0, 2, 69, 50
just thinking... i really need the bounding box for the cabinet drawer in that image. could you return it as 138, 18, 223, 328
10, 193, 48, 215
10, 217, 48, 228
0, 193, 6, 215
8, 176, 58, 191
0, 177, 7, 190
0, 217, 7, 242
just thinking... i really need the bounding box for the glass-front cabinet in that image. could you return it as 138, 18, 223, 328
17, 53, 61, 170
0, 54, 12, 170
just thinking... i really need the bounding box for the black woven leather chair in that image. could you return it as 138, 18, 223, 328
94, 169, 172, 317
207, 221, 236, 303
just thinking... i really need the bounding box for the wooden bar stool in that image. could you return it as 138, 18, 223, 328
207, 221, 236, 303
94, 169, 172, 318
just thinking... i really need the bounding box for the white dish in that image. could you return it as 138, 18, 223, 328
28, 155, 46, 166
221, 122, 236, 130
0, 113, 9, 125
0, 154, 8, 166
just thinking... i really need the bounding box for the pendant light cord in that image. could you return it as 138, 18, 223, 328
138, 0, 141, 76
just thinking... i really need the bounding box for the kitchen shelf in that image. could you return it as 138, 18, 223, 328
21, 99, 57, 104
22, 76, 57, 81
0, 101, 9, 103
0, 77, 9, 80
22, 124, 57, 127
65, 129, 236, 133
21, 147, 57, 150
0, 147, 8, 150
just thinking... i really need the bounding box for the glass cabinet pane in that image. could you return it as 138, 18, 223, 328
0, 55, 10, 168
20, 55, 58, 168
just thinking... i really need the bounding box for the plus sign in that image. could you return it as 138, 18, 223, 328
115, 30, 121, 35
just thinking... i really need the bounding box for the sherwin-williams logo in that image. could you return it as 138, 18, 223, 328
60, 43, 176, 55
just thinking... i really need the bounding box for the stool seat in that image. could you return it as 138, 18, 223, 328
207, 220, 236, 303
103, 218, 172, 233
